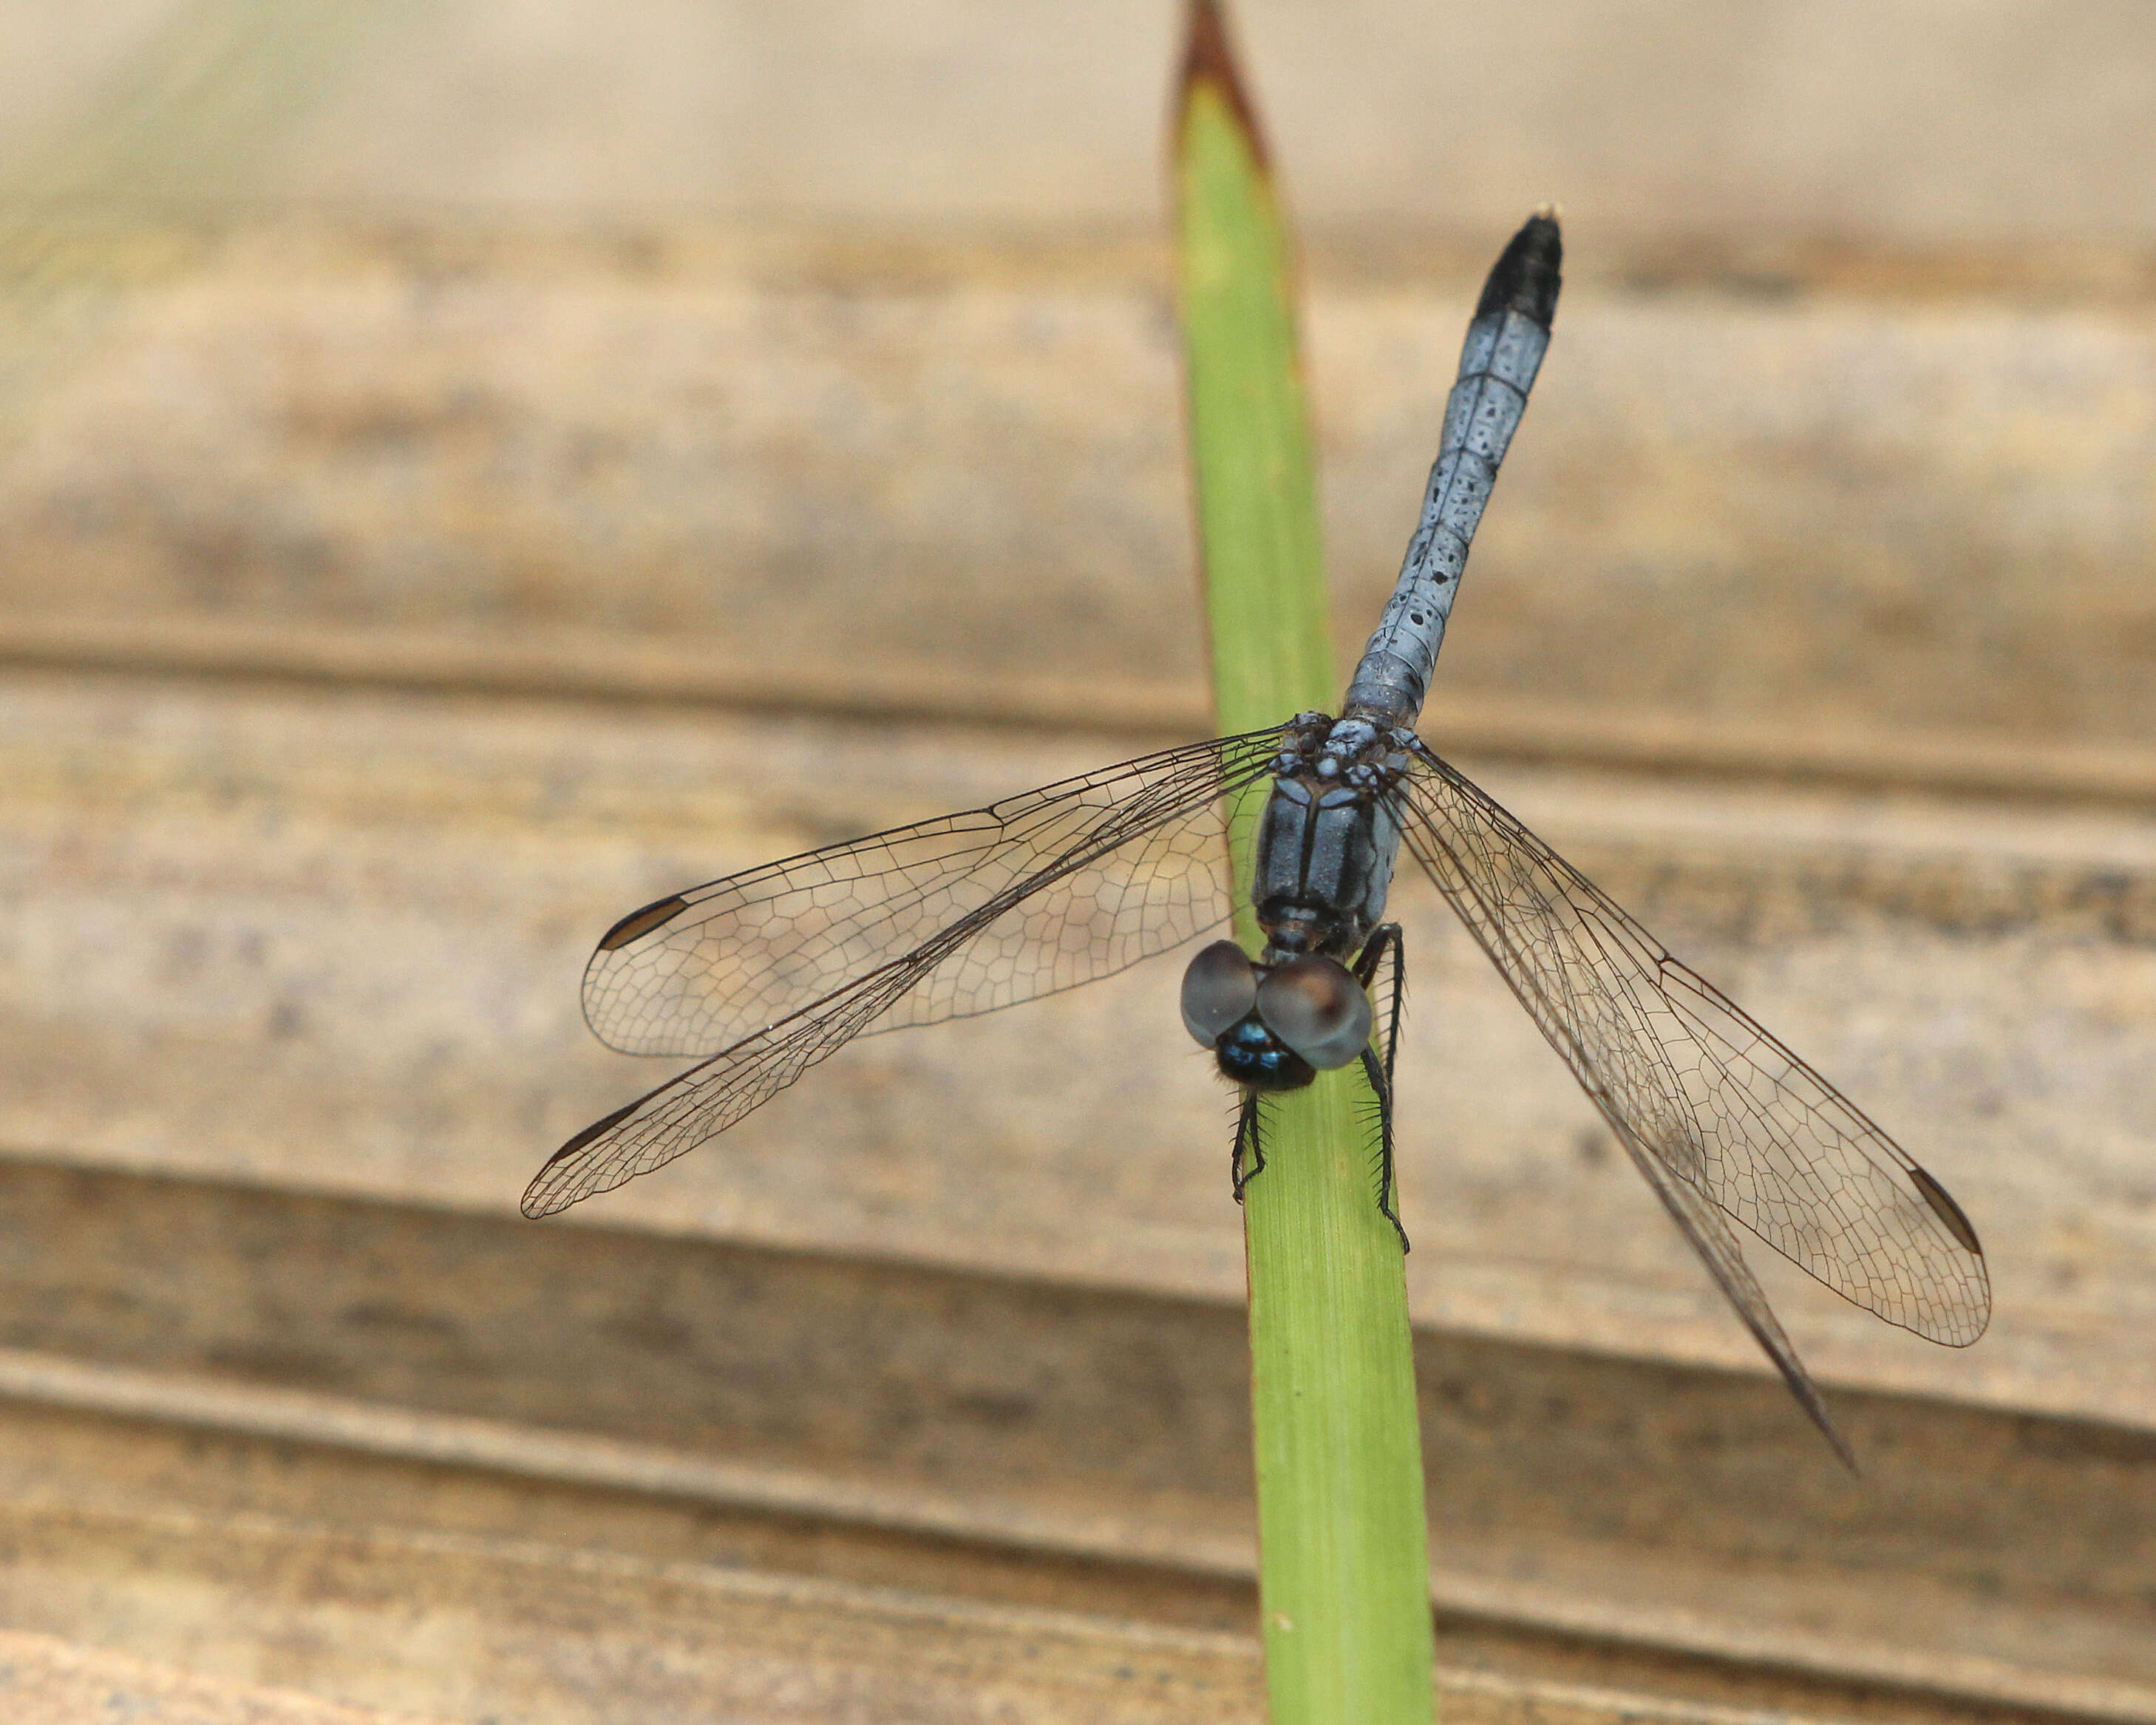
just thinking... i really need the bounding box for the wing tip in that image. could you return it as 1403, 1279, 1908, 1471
597, 894, 691, 952
1820, 1411, 1863, 1477
522, 1100, 639, 1218
1906, 1162, 1984, 1257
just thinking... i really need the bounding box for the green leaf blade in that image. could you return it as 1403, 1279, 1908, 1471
1173, 5, 1435, 1721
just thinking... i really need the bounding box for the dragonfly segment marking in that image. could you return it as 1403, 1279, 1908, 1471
528, 212, 1990, 1465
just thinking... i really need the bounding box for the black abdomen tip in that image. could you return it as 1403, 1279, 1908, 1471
1475, 211, 1562, 330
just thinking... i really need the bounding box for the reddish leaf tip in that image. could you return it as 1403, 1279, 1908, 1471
1178, 0, 1268, 167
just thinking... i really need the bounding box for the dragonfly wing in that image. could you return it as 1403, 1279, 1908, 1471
532, 727, 1284, 1216
1397, 741, 1991, 1350
584, 729, 1282, 1056
526, 944, 936, 1217
1622, 1129, 1858, 1467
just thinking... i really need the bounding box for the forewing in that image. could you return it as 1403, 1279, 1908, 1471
1398, 742, 1991, 1349
531, 727, 1283, 1217
584, 729, 1282, 1057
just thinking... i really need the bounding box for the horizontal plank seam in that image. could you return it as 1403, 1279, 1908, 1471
8, 619, 2156, 806
11, 208, 2156, 304
0, 1142, 2137, 1437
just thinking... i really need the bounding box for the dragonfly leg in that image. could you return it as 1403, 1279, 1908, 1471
1231, 1090, 1265, 1202
1355, 923, 1409, 1252
1358, 1044, 1409, 1253
1230, 925, 1404, 1242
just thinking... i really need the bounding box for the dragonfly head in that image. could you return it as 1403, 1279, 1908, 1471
1180, 940, 1372, 1091
1214, 1016, 1317, 1091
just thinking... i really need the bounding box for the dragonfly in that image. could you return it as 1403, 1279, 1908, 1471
526, 212, 1990, 1465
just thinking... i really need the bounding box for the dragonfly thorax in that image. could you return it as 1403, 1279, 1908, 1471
1254, 712, 1412, 965
1171, 709, 1410, 1096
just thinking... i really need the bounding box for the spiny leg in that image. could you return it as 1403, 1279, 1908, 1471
1355, 923, 1409, 1251
1358, 1046, 1408, 1252
1231, 1090, 1265, 1202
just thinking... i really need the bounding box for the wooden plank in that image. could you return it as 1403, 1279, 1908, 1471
4, 222, 2156, 764
0, 1159, 2150, 1721
0, 1630, 445, 1725
0, 667, 2148, 1428
0, 1497, 1871, 1725
7, 4, 2156, 242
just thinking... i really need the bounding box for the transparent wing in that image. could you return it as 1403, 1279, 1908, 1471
1397, 741, 1992, 1353
1621, 1132, 1856, 1467
526, 939, 943, 1219
528, 728, 1282, 1217
584, 729, 1283, 1058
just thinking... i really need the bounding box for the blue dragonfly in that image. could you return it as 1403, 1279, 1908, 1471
526, 215, 1989, 1463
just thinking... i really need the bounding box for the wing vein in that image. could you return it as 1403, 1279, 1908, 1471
1396, 741, 1990, 1348
526, 727, 1285, 1217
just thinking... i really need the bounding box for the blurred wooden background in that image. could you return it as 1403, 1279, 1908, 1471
1, 3, 2154, 1721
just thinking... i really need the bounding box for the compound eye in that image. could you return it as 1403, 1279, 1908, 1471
1256, 956, 1372, 1069
1180, 939, 1259, 1047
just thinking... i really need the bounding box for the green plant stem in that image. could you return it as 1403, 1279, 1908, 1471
1173, 6, 1435, 1721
